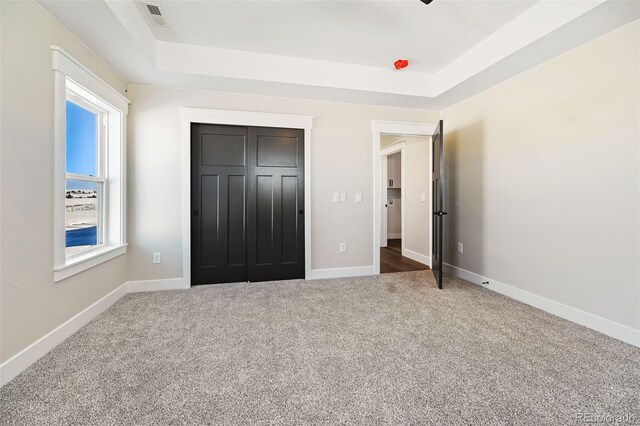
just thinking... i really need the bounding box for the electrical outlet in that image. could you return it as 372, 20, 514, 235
339, 242, 347, 253
420, 193, 426, 203
457, 243, 463, 254
332, 193, 340, 203
153, 252, 161, 264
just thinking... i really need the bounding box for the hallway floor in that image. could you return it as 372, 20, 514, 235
380, 239, 430, 274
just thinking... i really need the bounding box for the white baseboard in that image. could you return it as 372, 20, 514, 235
0, 281, 129, 387
402, 249, 431, 266
127, 278, 189, 293
444, 263, 640, 348
387, 233, 401, 239
1, 277, 191, 388
308, 266, 375, 280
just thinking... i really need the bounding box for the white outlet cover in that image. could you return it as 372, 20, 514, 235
332, 193, 340, 203
339, 242, 347, 252
340, 193, 346, 203
355, 193, 362, 203
420, 193, 426, 202
457, 243, 463, 254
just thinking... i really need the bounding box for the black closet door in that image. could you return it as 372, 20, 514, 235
247, 127, 305, 282
191, 124, 248, 285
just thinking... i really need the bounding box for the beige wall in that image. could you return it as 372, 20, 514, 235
0, 1, 129, 362
381, 135, 431, 260
386, 191, 401, 236
386, 153, 401, 236
402, 136, 431, 259
126, 85, 439, 281
442, 21, 640, 329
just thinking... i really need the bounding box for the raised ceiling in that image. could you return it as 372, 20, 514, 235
144, 1, 537, 73
38, 0, 639, 108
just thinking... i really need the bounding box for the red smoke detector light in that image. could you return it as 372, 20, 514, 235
394, 59, 409, 70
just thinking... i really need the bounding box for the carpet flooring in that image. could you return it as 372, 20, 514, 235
1, 271, 639, 425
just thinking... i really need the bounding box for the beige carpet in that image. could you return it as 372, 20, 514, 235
1, 271, 638, 425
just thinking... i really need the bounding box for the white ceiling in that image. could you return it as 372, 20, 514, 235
37, 0, 640, 109
145, 0, 537, 73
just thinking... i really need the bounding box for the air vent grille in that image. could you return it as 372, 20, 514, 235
144, 2, 168, 26
146, 4, 162, 16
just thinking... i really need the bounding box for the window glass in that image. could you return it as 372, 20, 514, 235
65, 100, 97, 176
65, 180, 98, 255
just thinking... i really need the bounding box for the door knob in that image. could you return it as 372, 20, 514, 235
299, 210, 304, 215
193, 210, 199, 216
434, 211, 448, 216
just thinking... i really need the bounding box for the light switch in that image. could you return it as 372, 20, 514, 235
355, 193, 362, 203
420, 193, 426, 203
340, 193, 347, 203
333, 193, 340, 203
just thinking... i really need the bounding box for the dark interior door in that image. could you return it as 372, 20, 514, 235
431, 120, 446, 289
247, 127, 305, 282
191, 124, 248, 285
191, 124, 305, 285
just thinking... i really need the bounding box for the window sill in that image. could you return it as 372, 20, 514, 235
54, 244, 127, 282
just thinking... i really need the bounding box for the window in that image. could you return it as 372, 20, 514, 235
65, 97, 103, 256
53, 46, 129, 282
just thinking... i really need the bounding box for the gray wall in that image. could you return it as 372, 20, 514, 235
442, 21, 640, 330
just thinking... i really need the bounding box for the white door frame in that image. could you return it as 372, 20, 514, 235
181, 107, 314, 287
372, 121, 437, 275
380, 141, 406, 248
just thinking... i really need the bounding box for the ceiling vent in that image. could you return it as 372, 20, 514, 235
143, 2, 168, 27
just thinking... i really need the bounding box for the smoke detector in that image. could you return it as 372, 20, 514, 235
143, 2, 168, 27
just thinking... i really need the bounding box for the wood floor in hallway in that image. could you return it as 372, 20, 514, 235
380, 239, 430, 274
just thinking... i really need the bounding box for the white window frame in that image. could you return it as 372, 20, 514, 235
52, 46, 129, 282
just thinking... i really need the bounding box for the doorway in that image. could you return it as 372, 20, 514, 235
191, 123, 305, 285
373, 121, 437, 276
379, 136, 430, 274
